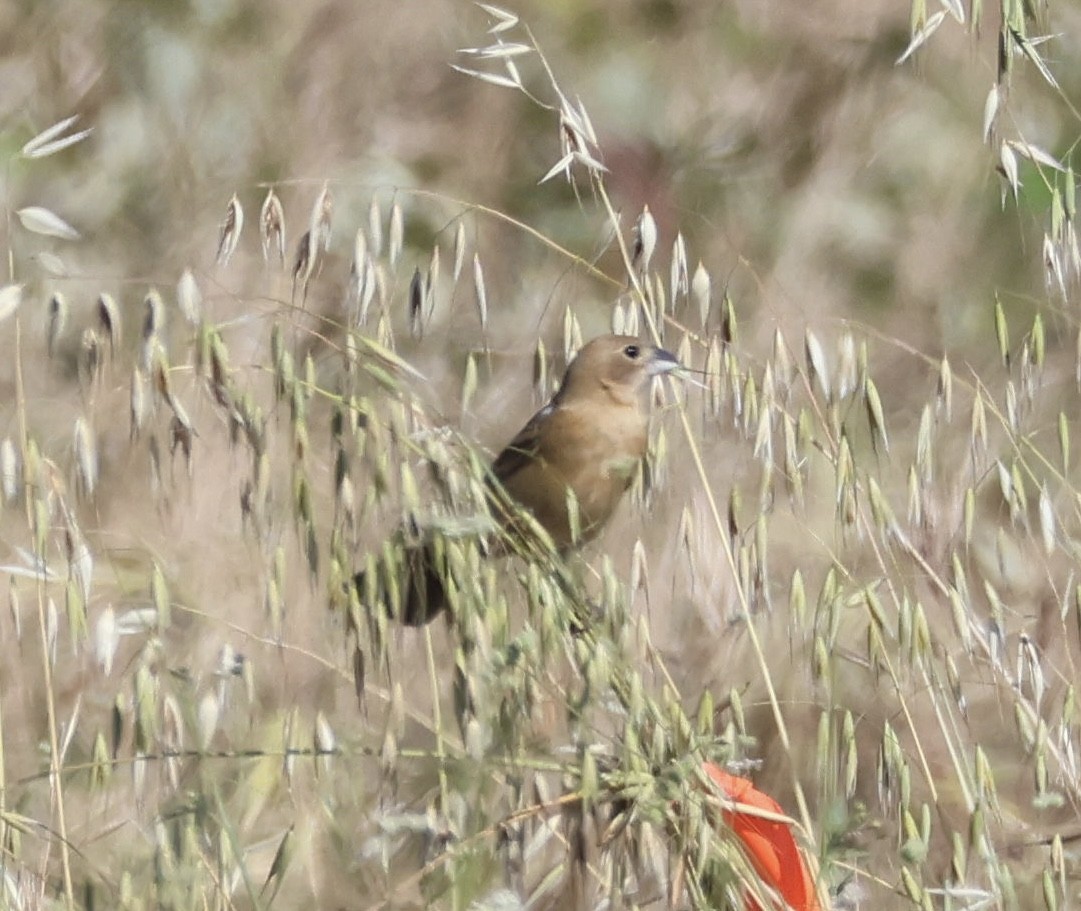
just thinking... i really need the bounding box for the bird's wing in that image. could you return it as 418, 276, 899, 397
490, 403, 553, 485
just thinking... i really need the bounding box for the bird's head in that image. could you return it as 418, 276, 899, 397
557, 334, 681, 406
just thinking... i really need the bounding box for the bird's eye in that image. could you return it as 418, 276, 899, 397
623, 344, 640, 359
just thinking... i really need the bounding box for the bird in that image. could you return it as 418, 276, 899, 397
356, 334, 682, 625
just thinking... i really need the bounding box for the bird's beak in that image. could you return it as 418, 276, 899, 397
647, 347, 681, 376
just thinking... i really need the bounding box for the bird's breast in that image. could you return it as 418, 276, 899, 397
537, 400, 647, 545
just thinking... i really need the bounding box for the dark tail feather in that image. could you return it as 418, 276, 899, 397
354, 540, 449, 626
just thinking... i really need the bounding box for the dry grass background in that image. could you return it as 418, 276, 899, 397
2, 0, 1081, 909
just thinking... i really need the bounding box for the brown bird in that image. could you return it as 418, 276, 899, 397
357, 334, 681, 625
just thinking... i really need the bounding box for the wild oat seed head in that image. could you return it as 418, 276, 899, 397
96, 293, 121, 356
177, 269, 202, 326
632, 205, 657, 273
47, 292, 67, 357
216, 193, 244, 266
260, 188, 286, 265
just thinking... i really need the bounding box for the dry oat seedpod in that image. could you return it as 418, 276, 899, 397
141, 289, 164, 370
309, 182, 333, 253
472, 253, 488, 333
347, 229, 366, 322
804, 329, 830, 402
408, 267, 423, 338
631, 205, 656, 274
73, 417, 97, 499
452, 220, 466, 280
47, 292, 67, 357
691, 261, 711, 329
260, 187, 286, 265
388, 201, 403, 266
368, 196, 383, 258
216, 193, 244, 266
425, 243, 440, 321
670, 232, 688, 305
96, 293, 121, 357
292, 185, 333, 302
79, 329, 104, 390
291, 230, 314, 302
177, 269, 202, 326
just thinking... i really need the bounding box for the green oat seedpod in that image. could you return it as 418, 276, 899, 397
720, 293, 737, 347
1062, 685, 1076, 725
811, 635, 830, 689
133, 663, 157, 751
815, 709, 830, 782
151, 562, 170, 631
266, 577, 283, 639
90, 730, 111, 789
948, 588, 971, 653
65, 578, 86, 646
1009, 461, 1027, 515
1051, 186, 1065, 242
789, 568, 806, 626
1052, 835, 1066, 892
729, 687, 745, 734
1075, 584, 1081, 645
994, 297, 1010, 368
741, 372, 758, 435
970, 391, 987, 457
950, 829, 967, 883
843, 711, 858, 798
974, 745, 995, 805
1035, 749, 1048, 796
696, 690, 714, 736
864, 378, 889, 454
864, 587, 886, 633
868, 477, 894, 534
900, 868, 923, 904
1043, 868, 1058, 911
1032, 314, 1045, 368
937, 356, 952, 418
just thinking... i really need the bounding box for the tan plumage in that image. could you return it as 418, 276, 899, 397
358, 334, 681, 625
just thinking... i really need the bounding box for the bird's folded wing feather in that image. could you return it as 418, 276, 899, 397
490, 403, 553, 485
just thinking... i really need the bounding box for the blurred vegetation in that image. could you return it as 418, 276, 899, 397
2, 0, 1081, 910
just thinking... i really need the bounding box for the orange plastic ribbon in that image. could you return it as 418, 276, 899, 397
701, 763, 821, 911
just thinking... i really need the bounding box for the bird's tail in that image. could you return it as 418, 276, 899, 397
354, 536, 451, 626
